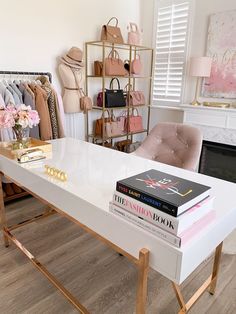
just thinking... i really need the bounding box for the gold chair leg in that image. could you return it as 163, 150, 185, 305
0, 175, 9, 247
136, 248, 149, 314
172, 241, 223, 313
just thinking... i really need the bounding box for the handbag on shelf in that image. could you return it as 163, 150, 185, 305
101, 17, 124, 44
94, 61, 103, 76
126, 108, 143, 133
94, 109, 112, 137
105, 50, 127, 76
97, 78, 126, 108
123, 59, 130, 73
127, 22, 141, 45
124, 84, 145, 106
131, 54, 142, 75
105, 112, 124, 138
117, 110, 128, 133
103, 78, 126, 108
129, 91, 145, 106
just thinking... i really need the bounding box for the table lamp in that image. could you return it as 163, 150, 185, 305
189, 57, 212, 106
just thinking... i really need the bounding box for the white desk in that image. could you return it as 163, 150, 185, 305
0, 138, 236, 313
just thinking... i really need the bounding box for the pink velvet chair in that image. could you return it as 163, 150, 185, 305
133, 122, 203, 171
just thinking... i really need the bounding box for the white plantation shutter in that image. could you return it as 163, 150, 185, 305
153, 0, 191, 105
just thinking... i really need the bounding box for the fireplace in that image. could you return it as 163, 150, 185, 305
199, 141, 236, 183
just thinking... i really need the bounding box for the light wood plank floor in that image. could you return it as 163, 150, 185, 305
0, 197, 236, 314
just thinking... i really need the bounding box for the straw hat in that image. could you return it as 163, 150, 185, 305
61, 47, 84, 68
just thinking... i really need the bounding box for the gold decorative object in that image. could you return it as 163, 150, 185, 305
0, 138, 52, 162
44, 165, 68, 182
203, 102, 230, 108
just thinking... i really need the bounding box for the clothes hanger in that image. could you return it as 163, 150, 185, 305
2, 74, 9, 86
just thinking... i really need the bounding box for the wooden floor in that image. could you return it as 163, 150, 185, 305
0, 197, 236, 314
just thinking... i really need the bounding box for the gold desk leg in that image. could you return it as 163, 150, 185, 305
209, 241, 223, 295
0, 174, 9, 247
3, 227, 89, 314
172, 241, 223, 313
136, 248, 149, 314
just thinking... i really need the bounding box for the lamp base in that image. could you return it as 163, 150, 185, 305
191, 99, 201, 106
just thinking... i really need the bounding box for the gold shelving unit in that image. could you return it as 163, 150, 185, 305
85, 40, 154, 147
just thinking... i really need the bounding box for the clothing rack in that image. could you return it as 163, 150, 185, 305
0, 71, 52, 83
0, 70, 53, 203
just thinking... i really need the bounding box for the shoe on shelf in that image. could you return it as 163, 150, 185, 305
12, 183, 22, 194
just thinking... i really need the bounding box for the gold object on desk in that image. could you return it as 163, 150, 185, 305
0, 138, 52, 162
18, 148, 45, 163
44, 165, 68, 182
203, 102, 230, 108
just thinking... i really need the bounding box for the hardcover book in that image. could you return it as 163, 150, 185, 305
116, 169, 211, 217
110, 202, 216, 248
113, 191, 214, 235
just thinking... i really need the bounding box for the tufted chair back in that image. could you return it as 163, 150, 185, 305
133, 122, 203, 171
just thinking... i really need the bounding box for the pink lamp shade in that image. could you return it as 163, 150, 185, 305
189, 57, 212, 77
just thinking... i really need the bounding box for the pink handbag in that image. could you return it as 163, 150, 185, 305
124, 84, 145, 106
117, 111, 128, 133
126, 109, 143, 133
105, 113, 124, 137
105, 50, 127, 76
128, 23, 141, 45
131, 54, 142, 75
129, 91, 145, 106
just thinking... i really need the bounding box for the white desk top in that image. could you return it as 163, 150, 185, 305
1, 138, 236, 284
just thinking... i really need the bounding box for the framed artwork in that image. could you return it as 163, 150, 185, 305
202, 10, 236, 98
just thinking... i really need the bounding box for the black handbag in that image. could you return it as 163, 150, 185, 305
105, 78, 126, 108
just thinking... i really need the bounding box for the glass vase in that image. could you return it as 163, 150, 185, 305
12, 126, 30, 150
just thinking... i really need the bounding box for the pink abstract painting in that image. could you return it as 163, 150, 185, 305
202, 10, 236, 98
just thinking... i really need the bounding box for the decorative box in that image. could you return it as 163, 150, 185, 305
0, 138, 52, 163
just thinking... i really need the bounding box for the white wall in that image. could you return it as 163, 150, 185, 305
141, 0, 236, 125
0, 0, 141, 139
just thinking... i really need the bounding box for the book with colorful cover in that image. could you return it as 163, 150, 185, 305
116, 169, 211, 217
110, 202, 216, 248
110, 202, 181, 247
113, 191, 214, 236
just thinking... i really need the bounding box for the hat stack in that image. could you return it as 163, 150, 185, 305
61, 47, 84, 68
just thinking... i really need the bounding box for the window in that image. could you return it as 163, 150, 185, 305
152, 0, 192, 105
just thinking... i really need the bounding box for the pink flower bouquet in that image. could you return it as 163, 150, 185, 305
0, 104, 40, 142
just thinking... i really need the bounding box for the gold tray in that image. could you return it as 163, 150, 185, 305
202, 102, 230, 108
0, 138, 52, 161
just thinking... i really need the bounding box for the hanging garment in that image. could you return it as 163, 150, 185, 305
40, 84, 59, 139
53, 89, 65, 138
6, 85, 21, 105
37, 76, 65, 138
9, 83, 23, 103
18, 83, 40, 139
0, 82, 15, 105
29, 84, 53, 141
0, 83, 14, 141
0, 94, 5, 108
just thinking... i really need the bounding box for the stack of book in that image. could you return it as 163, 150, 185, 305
109, 169, 214, 248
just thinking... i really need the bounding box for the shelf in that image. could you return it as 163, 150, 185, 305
88, 129, 148, 140
92, 104, 148, 110
4, 191, 29, 203
85, 40, 153, 146
86, 40, 153, 51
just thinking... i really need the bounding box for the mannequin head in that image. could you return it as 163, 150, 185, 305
58, 63, 84, 114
